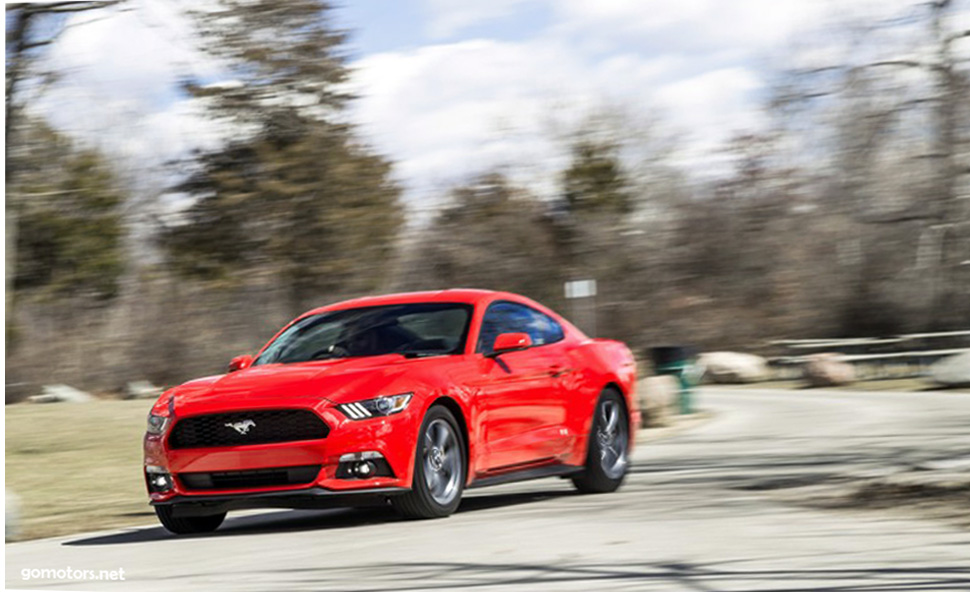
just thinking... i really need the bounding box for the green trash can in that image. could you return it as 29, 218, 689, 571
650, 346, 697, 415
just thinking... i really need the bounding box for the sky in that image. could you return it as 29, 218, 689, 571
19, 0, 970, 212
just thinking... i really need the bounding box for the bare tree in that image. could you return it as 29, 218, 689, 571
5, 2, 125, 146
773, 0, 970, 331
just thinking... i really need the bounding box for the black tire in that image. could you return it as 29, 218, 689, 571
154, 505, 226, 535
391, 405, 466, 519
572, 389, 630, 494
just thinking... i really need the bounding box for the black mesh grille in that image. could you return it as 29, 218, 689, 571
168, 409, 329, 449
179, 465, 321, 491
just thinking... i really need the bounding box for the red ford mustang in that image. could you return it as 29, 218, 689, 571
144, 289, 638, 534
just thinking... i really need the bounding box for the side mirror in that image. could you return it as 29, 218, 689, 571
228, 355, 253, 373
489, 333, 533, 357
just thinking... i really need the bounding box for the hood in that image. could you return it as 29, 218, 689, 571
168, 354, 413, 414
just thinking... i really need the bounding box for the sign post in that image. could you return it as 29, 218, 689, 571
564, 279, 597, 337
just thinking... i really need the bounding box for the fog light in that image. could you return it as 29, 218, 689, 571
145, 466, 173, 493
354, 461, 376, 477
336, 452, 394, 480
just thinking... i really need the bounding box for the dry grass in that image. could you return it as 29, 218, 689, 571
5, 399, 157, 540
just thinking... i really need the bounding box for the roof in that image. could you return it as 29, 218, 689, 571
302, 289, 504, 316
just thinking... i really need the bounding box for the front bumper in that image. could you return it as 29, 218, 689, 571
151, 486, 410, 516
144, 401, 421, 504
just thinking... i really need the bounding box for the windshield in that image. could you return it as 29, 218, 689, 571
253, 303, 473, 365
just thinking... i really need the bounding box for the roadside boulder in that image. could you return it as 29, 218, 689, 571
638, 376, 678, 427
124, 380, 163, 400
930, 352, 970, 387
802, 353, 856, 387
697, 352, 768, 384
28, 384, 94, 404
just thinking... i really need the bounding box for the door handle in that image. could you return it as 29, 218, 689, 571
549, 366, 574, 378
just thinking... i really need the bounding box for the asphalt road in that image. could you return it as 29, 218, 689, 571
7, 387, 970, 592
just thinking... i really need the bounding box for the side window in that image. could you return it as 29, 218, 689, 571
477, 301, 565, 354
534, 310, 565, 345
476, 302, 522, 354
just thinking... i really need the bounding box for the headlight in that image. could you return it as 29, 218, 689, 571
339, 393, 413, 420
146, 413, 170, 435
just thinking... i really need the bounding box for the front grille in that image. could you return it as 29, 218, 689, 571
168, 409, 329, 449
179, 465, 321, 491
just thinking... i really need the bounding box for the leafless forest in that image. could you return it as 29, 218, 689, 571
5, 1, 970, 398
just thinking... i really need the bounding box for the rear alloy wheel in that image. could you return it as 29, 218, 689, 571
391, 405, 466, 519
572, 389, 629, 493
154, 505, 226, 535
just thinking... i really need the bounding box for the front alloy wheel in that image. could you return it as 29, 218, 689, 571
391, 405, 466, 519
572, 389, 629, 493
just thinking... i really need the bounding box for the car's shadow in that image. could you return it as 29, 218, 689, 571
62, 489, 576, 547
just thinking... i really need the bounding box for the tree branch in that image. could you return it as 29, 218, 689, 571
858, 206, 936, 224
867, 59, 928, 69
6, 0, 127, 154
791, 65, 845, 76
22, 1, 124, 15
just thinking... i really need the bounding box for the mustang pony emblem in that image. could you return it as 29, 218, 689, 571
225, 419, 256, 435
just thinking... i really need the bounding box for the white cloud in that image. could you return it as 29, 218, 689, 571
655, 67, 764, 133
350, 38, 687, 210
361, 0, 970, 205
423, 0, 539, 38
353, 0, 862, 207
32, 0, 220, 177
349, 31, 771, 209
552, 0, 831, 51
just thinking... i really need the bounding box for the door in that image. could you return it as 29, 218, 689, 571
475, 301, 571, 471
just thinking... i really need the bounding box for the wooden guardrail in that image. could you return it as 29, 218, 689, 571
766, 330, 970, 380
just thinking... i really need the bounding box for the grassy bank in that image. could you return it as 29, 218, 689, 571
5, 400, 156, 540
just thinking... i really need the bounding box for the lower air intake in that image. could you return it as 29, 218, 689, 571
178, 465, 321, 491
